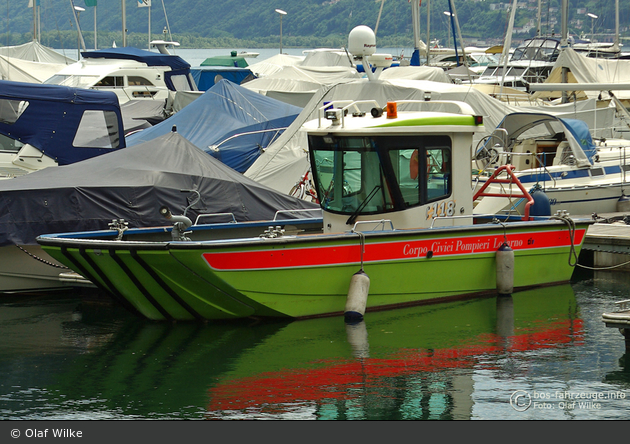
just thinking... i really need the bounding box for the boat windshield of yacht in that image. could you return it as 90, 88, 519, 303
44, 74, 101, 89
510, 37, 561, 63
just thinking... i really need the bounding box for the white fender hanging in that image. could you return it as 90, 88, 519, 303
344, 270, 370, 322
496, 242, 514, 295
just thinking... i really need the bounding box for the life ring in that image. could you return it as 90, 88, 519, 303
410, 149, 419, 179
409, 149, 430, 180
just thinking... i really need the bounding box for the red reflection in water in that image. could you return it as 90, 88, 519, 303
206, 319, 584, 413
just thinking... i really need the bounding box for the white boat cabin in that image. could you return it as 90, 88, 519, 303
304, 100, 485, 233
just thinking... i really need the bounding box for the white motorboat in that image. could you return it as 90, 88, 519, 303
42, 47, 197, 104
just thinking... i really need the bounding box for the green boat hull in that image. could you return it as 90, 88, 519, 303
40, 220, 589, 321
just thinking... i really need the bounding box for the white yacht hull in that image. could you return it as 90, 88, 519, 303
0, 245, 93, 293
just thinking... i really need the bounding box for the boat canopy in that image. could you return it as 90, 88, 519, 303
190, 66, 255, 91
0, 131, 319, 246
81, 47, 191, 71
81, 47, 193, 91
0, 80, 125, 165
0, 42, 74, 83
126, 80, 303, 173
536, 48, 630, 100
486, 112, 597, 167
200, 55, 249, 68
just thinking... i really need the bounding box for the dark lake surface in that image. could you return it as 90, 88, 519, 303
1, 268, 629, 421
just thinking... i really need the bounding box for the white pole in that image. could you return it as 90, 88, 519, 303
375, 0, 385, 35
148, 5, 151, 49
94, 6, 97, 49
426, 0, 431, 65
37, 4, 41, 42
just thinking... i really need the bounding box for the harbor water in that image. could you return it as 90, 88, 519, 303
1, 269, 629, 421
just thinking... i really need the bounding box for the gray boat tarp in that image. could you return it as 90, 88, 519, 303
0, 130, 319, 246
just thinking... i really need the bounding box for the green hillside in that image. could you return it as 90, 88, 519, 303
1, 0, 625, 49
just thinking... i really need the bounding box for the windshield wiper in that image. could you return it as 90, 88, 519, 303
346, 185, 382, 226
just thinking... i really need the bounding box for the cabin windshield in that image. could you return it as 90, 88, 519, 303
309, 134, 452, 216
44, 74, 100, 88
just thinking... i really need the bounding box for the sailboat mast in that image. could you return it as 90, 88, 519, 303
536, 0, 541, 36
32, 2, 36, 41
426, 0, 431, 65
447, 0, 458, 64
614, 0, 620, 52
122, 0, 127, 47
375, 0, 385, 35
448, 0, 468, 69
410, 0, 421, 66
499, 0, 517, 95
560, 0, 568, 102
94, 6, 97, 49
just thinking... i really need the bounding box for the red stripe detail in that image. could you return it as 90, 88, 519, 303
202, 229, 586, 271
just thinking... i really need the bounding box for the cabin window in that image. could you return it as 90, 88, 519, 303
0, 133, 24, 153
309, 134, 452, 216
425, 147, 452, 202
0, 99, 29, 124
95, 76, 124, 88
590, 168, 605, 177
507, 67, 526, 77
72, 110, 120, 149
310, 138, 395, 214
127, 76, 154, 86
170, 74, 196, 91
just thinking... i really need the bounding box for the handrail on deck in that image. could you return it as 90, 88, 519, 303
472, 164, 535, 221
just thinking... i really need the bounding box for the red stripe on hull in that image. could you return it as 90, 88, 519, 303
202, 229, 586, 271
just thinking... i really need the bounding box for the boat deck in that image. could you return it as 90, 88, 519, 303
581, 214, 630, 259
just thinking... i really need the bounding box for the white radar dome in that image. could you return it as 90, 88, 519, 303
348, 25, 376, 58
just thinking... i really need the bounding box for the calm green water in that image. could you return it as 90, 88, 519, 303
0, 271, 629, 420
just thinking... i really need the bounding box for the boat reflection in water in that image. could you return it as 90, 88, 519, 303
203, 285, 583, 419
0, 284, 602, 420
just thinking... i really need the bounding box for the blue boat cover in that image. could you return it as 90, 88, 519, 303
559, 117, 597, 162
126, 80, 303, 172
0, 80, 125, 165
191, 67, 255, 91
0, 130, 319, 246
81, 47, 191, 71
